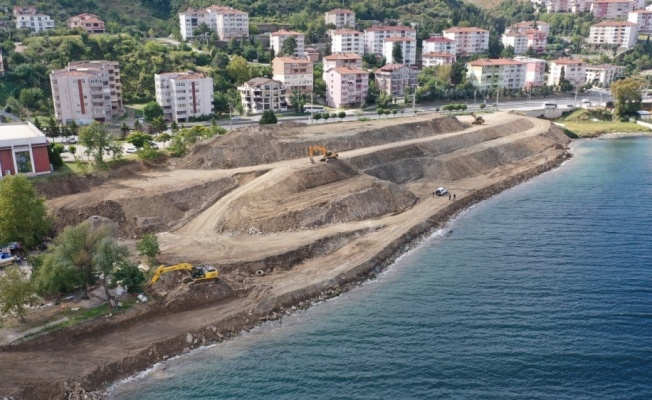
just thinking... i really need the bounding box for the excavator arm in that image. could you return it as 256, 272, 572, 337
148, 263, 194, 286
308, 145, 338, 163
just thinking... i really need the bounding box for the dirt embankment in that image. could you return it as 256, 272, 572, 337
0, 113, 572, 400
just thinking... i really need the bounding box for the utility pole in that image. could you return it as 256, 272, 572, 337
574, 85, 578, 108
496, 89, 499, 110
309, 91, 313, 124
412, 85, 417, 113
474, 89, 477, 105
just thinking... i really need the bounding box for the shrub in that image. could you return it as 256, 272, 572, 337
259, 110, 278, 125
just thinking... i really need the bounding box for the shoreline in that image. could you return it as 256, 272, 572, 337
92, 150, 572, 399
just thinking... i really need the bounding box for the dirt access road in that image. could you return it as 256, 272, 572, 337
0, 112, 571, 399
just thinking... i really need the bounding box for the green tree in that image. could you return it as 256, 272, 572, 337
159, 133, 172, 148
611, 78, 642, 118
112, 263, 146, 294
143, 102, 164, 122
79, 122, 122, 168
69, 145, 77, 160
392, 109, 397, 117
33, 116, 43, 131
18, 87, 43, 109
392, 42, 403, 64
94, 236, 129, 307
289, 90, 306, 113
227, 56, 251, 85
501, 45, 515, 59
338, 111, 346, 120
259, 110, 278, 124
134, 119, 143, 132
377, 109, 384, 118
151, 116, 167, 135
0, 267, 37, 322
0, 175, 50, 249
48, 143, 64, 169
46, 116, 60, 139
120, 122, 130, 138
281, 36, 298, 56
450, 62, 467, 86
193, 22, 213, 43
68, 120, 79, 138
313, 112, 322, 122
126, 132, 153, 149
136, 233, 160, 267
170, 121, 179, 133
323, 112, 331, 122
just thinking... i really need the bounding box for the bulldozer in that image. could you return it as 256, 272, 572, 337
308, 145, 338, 163
470, 112, 485, 125
148, 263, 219, 286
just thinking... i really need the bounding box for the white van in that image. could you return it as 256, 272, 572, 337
582, 99, 591, 105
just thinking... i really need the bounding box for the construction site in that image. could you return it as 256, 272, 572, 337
0, 112, 571, 399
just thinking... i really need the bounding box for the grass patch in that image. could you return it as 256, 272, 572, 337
563, 121, 650, 137
29, 162, 88, 183
0, 80, 21, 105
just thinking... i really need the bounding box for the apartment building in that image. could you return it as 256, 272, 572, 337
155, 71, 213, 122
422, 37, 456, 55
547, 59, 586, 86
375, 64, 418, 97
325, 9, 356, 29
364, 25, 417, 57
0, 122, 51, 178
629, 10, 652, 33
590, 0, 638, 19
514, 56, 546, 88
543, 0, 592, 13
324, 66, 369, 108
502, 32, 529, 54
323, 53, 363, 70
272, 57, 314, 95
238, 78, 287, 114
68, 13, 105, 34
179, 6, 248, 41
50, 61, 123, 124
585, 64, 626, 86
442, 27, 489, 56
466, 58, 527, 90
422, 52, 456, 67
270, 30, 305, 58
588, 21, 639, 48
13, 6, 54, 33
331, 29, 365, 55
382, 37, 417, 65
506, 21, 550, 35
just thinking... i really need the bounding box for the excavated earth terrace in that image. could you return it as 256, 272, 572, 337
0, 112, 571, 399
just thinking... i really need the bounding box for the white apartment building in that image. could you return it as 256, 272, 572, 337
502, 32, 529, 54
270, 30, 305, 58
13, 6, 54, 33
323, 53, 363, 70
442, 27, 489, 57
331, 29, 365, 55
155, 72, 213, 122
506, 21, 550, 35
375, 64, 418, 97
629, 10, 652, 33
590, 0, 638, 20
323, 66, 369, 108
382, 37, 417, 65
422, 37, 456, 55
238, 78, 287, 114
588, 21, 639, 48
548, 59, 586, 86
325, 9, 356, 29
50, 61, 123, 124
272, 57, 314, 95
544, 0, 592, 13
467, 59, 527, 91
422, 52, 456, 67
514, 56, 546, 88
585, 64, 626, 87
179, 6, 248, 41
364, 25, 417, 57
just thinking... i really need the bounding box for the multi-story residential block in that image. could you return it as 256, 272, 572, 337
179, 6, 248, 41
591, 0, 638, 19
422, 52, 456, 67
238, 78, 288, 114
331, 29, 365, 55
382, 37, 417, 65
506, 20, 550, 35
422, 37, 456, 55
324, 9, 356, 29
50, 61, 123, 124
514, 56, 547, 88
526, 30, 548, 52
588, 21, 638, 48
304, 46, 321, 62
155, 71, 214, 122
543, 0, 592, 13
628, 10, 652, 33
0, 122, 51, 177
466, 58, 527, 91
270, 30, 305, 58
13, 6, 54, 33
442, 27, 489, 56
547, 58, 586, 86
364, 25, 417, 57
375, 64, 418, 97
323, 53, 363, 70
323, 66, 369, 108
272, 57, 314, 95
207, 5, 249, 40
585, 64, 626, 86
502, 32, 529, 54
68, 13, 105, 34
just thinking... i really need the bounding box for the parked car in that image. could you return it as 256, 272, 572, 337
231, 116, 240, 120
125, 146, 137, 154
566, 104, 575, 108
435, 187, 448, 196
148, 141, 159, 150
66, 136, 77, 144
137, 117, 144, 123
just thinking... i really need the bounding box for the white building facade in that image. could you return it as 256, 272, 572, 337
324, 67, 369, 108
331, 29, 365, 56
514, 56, 546, 88
422, 37, 457, 55
548, 59, 586, 86
155, 72, 214, 122
382, 37, 417, 65
502, 32, 529, 54
272, 57, 314, 95
364, 26, 417, 57
466, 59, 527, 91
238, 78, 287, 114
588, 21, 639, 48
442, 27, 489, 56
14, 6, 54, 33
422, 52, 456, 67
629, 10, 652, 33
270, 30, 306, 58
325, 9, 356, 29
179, 6, 249, 41
585, 64, 626, 87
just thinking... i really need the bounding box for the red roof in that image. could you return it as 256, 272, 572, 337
422, 52, 456, 58
273, 57, 312, 64
383, 36, 416, 42
592, 21, 638, 27
206, 5, 247, 14
376, 64, 412, 72
552, 58, 585, 65
324, 53, 362, 60
325, 8, 354, 14
330, 66, 368, 75
469, 58, 525, 67
332, 29, 362, 35
443, 27, 488, 33
423, 37, 454, 43
271, 29, 304, 36
365, 25, 416, 32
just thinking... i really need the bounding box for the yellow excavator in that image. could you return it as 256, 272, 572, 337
470, 112, 485, 125
308, 145, 338, 163
148, 263, 219, 286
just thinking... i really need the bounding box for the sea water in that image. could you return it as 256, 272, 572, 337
111, 137, 652, 400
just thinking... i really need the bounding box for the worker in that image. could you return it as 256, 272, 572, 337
453, 193, 456, 200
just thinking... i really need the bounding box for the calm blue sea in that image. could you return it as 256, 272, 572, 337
111, 137, 652, 400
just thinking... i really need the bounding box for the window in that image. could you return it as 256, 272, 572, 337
14, 150, 33, 174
